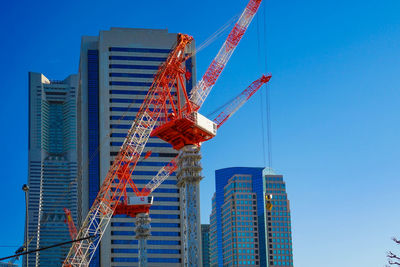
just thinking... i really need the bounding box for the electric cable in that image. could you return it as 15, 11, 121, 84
0, 235, 95, 262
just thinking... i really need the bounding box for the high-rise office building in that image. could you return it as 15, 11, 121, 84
78, 28, 196, 266
27, 72, 79, 266
264, 170, 293, 267
201, 224, 211, 267
209, 167, 294, 267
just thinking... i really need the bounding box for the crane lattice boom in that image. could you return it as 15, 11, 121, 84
214, 74, 271, 128
189, 0, 263, 110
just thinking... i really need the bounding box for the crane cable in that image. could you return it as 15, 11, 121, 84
257, 1, 272, 168
192, 14, 239, 57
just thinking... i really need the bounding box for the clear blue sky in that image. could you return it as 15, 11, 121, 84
0, 0, 399, 266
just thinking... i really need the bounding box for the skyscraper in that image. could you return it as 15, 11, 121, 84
201, 224, 211, 267
264, 170, 293, 267
27, 72, 78, 266
78, 28, 196, 266
209, 167, 294, 267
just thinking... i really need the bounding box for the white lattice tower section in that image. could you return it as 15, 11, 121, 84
177, 145, 203, 267
135, 213, 151, 267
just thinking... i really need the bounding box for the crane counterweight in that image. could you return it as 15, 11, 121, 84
151, 111, 217, 150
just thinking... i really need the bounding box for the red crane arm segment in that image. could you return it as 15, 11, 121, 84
190, 0, 263, 110
63, 208, 78, 240
213, 75, 271, 128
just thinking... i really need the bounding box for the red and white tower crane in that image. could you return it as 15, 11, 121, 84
63, 0, 265, 266
149, 0, 264, 265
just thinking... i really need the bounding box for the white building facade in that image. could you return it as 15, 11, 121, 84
27, 73, 79, 266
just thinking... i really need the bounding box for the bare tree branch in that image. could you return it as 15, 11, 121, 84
387, 237, 400, 266
388, 251, 400, 261
388, 260, 400, 266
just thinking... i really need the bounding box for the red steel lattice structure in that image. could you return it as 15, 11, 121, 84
63, 33, 193, 266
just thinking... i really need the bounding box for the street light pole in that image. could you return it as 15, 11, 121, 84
22, 184, 29, 267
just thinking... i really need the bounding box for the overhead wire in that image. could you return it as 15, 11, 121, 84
190, 14, 239, 59
263, 0, 273, 168
257, 8, 267, 166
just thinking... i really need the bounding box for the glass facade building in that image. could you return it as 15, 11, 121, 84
201, 224, 211, 267
209, 167, 294, 267
26, 73, 79, 266
78, 28, 196, 266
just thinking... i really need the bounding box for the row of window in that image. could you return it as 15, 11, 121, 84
271, 260, 292, 266
111, 240, 180, 245
109, 55, 167, 62
272, 255, 292, 260
109, 64, 159, 70
267, 216, 290, 222
269, 227, 290, 232
270, 249, 292, 255
110, 107, 140, 112
150, 214, 180, 219
269, 232, 290, 238
112, 248, 180, 254
270, 238, 291, 244
109, 47, 171, 53
111, 231, 180, 236
270, 212, 290, 216
266, 183, 286, 189
265, 176, 283, 181
111, 257, 180, 263
110, 81, 152, 87
109, 98, 142, 104
111, 222, 179, 227
109, 72, 154, 78
110, 89, 147, 95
